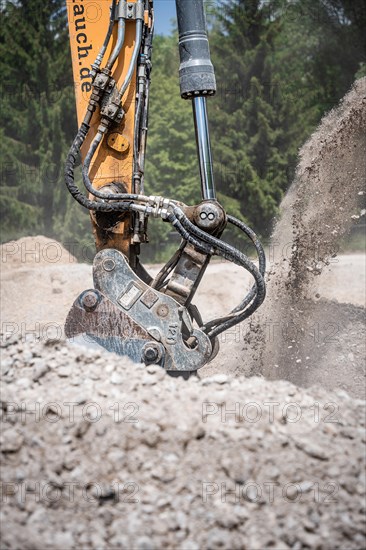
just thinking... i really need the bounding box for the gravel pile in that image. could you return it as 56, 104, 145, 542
1, 336, 365, 549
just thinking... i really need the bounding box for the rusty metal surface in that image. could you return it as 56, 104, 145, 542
165, 201, 226, 305
92, 249, 212, 371
165, 243, 210, 305
65, 250, 212, 371
65, 289, 151, 362
65, 290, 149, 339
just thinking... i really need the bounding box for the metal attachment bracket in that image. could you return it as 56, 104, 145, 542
116, 1, 144, 21
93, 249, 212, 371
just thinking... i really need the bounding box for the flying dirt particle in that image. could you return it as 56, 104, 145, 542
252, 78, 366, 398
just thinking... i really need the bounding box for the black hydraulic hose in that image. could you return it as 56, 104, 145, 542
168, 208, 266, 336
167, 213, 213, 256
227, 215, 265, 314
228, 215, 266, 277
173, 206, 264, 286
206, 277, 265, 338
203, 287, 256, 331
208, 293, 260, 339
92, 0, 117, 73
202, 216, 266, 331
208, 271, 265, 337
216, 215, 265, 315
150, 243, 185, 290
67, 141, 218, 258
168, 208, 265, 302
106, 16, 126, 71
168, 211, 266, 338
65, 126, 136, 213
81, 133, 149, 201
117, 19, 143, 102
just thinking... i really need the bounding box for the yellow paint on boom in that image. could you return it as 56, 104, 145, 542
66, 0, 138, 255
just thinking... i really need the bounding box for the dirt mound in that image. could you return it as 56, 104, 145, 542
264, 77, 366, 387
216, 78, 366, 396
1, 337, 365, 550
2, 244, 364, 398
261, 298, 366, 397
1, 263, 92, 332
0, 236, 77, 271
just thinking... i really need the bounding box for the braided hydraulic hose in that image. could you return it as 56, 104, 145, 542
81, 132, 150, 202
65, 126, 136, 213
151, 242, 186, 290
228, 215, 266, 278
201, 216, 266, 335
64, 0, 265, 342
171, 206, 264, 284
166, 206, 266, 337
90, 0, 117, 77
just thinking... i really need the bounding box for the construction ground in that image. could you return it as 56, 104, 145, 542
0, 79, 365, 549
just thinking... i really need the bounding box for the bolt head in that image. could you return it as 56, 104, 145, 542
103, 258, 115, 272
157, 304, 169, 318
142, 342, 163, 365
144, 347, 158, 362
81, 290, 99, 311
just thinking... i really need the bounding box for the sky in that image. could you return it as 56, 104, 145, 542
153, 0, 177, 35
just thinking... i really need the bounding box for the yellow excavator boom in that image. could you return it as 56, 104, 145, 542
64, 0, 266, 375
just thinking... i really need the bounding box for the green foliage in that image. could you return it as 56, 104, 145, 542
0, 0, 89, 253
206, 0, 365, 237
0, 0, 364, 260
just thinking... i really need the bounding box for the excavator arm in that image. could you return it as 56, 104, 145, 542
64, 0, 266, 374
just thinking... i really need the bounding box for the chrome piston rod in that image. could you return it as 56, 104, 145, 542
192, 96, 216, 200
175, 0, 216, 200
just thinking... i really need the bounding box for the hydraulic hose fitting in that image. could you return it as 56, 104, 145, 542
175, 0, 216, 99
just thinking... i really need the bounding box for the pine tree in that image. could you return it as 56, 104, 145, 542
0, 0, 79, 242
1, 0, 364, 260
272, 0, 366, 115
